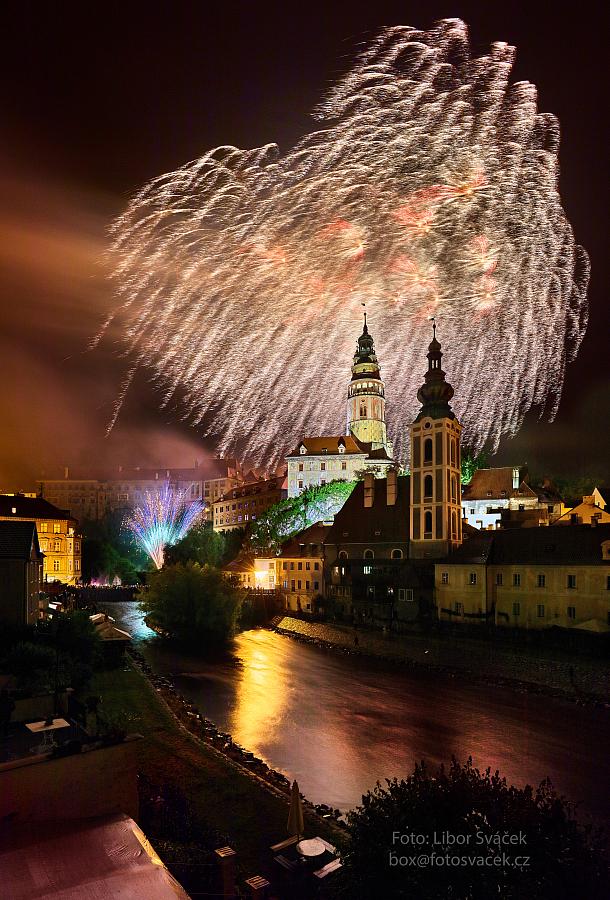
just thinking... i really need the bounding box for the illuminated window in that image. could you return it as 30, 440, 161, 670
40, 523, 48, 532
364, 565, 372, 575
53, 560, 60, 572
469, 572, 477, 585
54, 541, 61, 552
53, 523, 61, 534
441, 572, 448, 584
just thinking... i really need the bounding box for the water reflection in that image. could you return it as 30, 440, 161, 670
108, 603, 610, 824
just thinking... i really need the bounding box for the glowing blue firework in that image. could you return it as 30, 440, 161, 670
125, 486, 204, 568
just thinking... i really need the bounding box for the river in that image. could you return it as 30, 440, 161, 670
108, 602, 610, 825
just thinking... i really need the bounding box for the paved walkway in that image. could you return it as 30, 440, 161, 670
275, 617, 610, 702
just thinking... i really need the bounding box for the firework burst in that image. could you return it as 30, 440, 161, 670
104, 18, 589, 463
125, 486, 203, 569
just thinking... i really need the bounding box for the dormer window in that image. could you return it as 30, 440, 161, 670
299, 445, 307, 455
338, 445, 345, 455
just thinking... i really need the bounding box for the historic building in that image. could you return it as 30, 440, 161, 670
275, 522, 329, 613
37, 457, 244, 523
461, 467, 566, 530
435, 523, 610, 631
409, 325, 463, 559
0, 495, 81, 586
213, 475, 287, 532
553, 487, 610, 527
0, 521, 44, 625
286, 315, 394, 497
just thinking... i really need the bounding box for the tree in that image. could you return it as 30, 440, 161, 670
342, 758, 609, 899
139, 563, 243, 646
164, 522, 224, 568
81, 510, 150, 583
250, 481, 356, 554
461, 449, 490, 485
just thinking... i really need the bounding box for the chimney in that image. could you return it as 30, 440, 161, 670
364, 472, 375, 508
386, 468, 397, 506
64, 466, 69, 480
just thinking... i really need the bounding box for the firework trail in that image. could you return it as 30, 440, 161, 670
106, 18, 589, 463
125, 486, 204, 569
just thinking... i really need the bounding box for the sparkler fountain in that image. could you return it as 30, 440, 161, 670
102, 19, 589, 465
125, 486, 204, 569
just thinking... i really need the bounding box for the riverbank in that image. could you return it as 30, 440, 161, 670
272, 617, 610, 704
90, 655, 346, 882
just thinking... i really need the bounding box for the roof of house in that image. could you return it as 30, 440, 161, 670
223, 555, 254, 574
37, 457, 241, 484
0, 495, 73, 522
324, 475, 410, 546
0, 521, 41, 560
461, 467, 524, 501
443, 523, 610, 567
278, 522, 332, 557
217, 475, 286, 502
286, 435, 368, 457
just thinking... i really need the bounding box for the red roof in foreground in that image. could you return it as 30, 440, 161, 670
1, 813, 189, 899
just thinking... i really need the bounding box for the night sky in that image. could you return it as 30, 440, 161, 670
1, 1, 608, 485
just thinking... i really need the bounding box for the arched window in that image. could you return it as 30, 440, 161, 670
364, 549, 374, 559
424, 511, 433, 536
359, 401, 367, 418
424, 438, 433, 464
451, 476, 457, 502
424, 474, 433, 499
338, 550, 348, 560
391, 549, 403, 560
450, 439, 456, 466
451, 511, 457, 539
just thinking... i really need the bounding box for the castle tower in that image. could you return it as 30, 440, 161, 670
409, 322, 462, 558
347, 312, 390, 453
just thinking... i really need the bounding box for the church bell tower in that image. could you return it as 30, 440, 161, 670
347, 312, 390, 454
409, 322, 462, 558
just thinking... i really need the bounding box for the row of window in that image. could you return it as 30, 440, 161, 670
443, 572, 606, 589
297, 461, 348, 472
39, 540, 81, 552
453, 602, 576, 619
43, 559, 81, 572
337, 549, 404, 560
38, 523, 64, 534
281, 561, 321, 571
364, 586, 413, 601
216, 497, 271, 514
283, 580, 320, 591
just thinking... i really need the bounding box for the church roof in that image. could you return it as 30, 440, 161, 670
325, 475, 410, 546
286, 435, 368, 457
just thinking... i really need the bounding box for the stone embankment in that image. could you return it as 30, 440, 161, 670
128, 647, 347, 830
271, 617, 610, 705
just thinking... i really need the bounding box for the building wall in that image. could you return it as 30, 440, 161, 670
435, 562, 610, 629
347, 377, 388, 449
277, 555, 324, 612
287, 453, 367, 498
0, 515, 80, 587
0, 735, 141, 825
213, 487, 283, 532
410, 415, 462, 558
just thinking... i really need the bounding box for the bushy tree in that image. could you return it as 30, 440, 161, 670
81, 510, 150, 583
139, 563, 243, 646
251, 481, 355, 554
461, 449, 490, 484
341, 757, 608, 899
164, 522, 224, 568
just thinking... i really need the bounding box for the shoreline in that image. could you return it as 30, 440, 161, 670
270, 616, 610, 708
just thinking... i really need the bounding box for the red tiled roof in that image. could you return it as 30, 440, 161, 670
286, 435, 367, 457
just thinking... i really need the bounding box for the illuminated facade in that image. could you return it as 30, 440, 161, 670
213, 475, 287, 532
409, 326, 462, 559
462, 467, 566, 530
287, 317, 394, 498
0, 495, 81, 586
347, 313, 391, 454
435, 524, 610, 630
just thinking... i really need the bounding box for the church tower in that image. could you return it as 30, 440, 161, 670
409, 322, 462, 558
347, 312, 390, 454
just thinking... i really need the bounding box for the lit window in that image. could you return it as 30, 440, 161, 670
469, 572, 477, 585
441, 572, 448, 584
363, 565, 373, 575
53, 559, 60, 572
40, 523, 48, 533
53, 523, 61, 534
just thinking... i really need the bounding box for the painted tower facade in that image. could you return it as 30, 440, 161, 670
347, 314, 391, 454
409, 325, 462, 558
